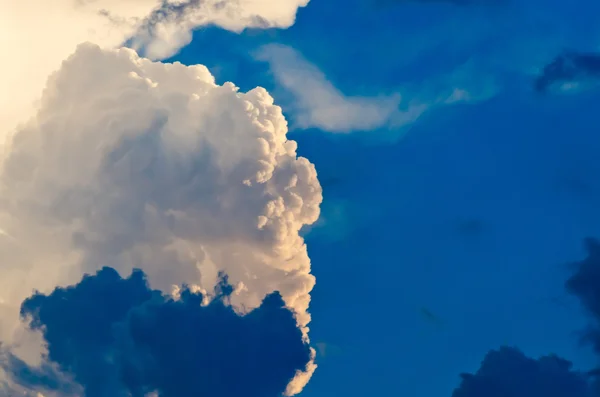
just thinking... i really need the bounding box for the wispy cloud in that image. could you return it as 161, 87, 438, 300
255, 44, 499, 134
255, 44, 428, 133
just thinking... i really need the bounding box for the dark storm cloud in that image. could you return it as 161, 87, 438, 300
450, 347, 592, 397
10, 267, 311, 397
534, 52, 600, 93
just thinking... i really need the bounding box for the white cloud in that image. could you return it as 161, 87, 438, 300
0, 0, 309, 148
130, 0, 310, 59
0, 43, 321, 394
255, 44, 428, 133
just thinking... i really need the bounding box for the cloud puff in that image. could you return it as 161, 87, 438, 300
534, 51, 600, 93
450, 347, 592, 397
0, 43, 321, 391
4, 267, 312, 397
255, 44, 428, 133
0, 0, 309, 144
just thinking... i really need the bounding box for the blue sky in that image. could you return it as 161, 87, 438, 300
4, 1, 600, 396
167, 1, 600, 396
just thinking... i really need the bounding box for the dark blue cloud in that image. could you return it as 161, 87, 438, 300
450, 347, 592, 397
566, 238, 600, 354
11, 267, 311, 397
447, 238, 600, 397
535, 52, 600, 93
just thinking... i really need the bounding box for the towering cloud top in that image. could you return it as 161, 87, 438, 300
0, 43, 321, 392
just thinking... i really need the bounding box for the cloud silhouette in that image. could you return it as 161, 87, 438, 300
450, 238, 600, 397
534, 52, 600, 93
450, 347, 592, 397
8, 267, 311, 397
566, 238, 600, 357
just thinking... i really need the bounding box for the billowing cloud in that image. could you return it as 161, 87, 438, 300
255, 44, 428, 133
4, 267, 311, 397
534, 52, 600, 93
450, 347, 592, 397
0, 43, 321, 393
0, 0, 309, 144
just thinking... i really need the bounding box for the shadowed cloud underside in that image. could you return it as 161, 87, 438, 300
7, 267, 311, 397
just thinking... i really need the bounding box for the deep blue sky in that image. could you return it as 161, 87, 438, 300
166, 1, 600, 396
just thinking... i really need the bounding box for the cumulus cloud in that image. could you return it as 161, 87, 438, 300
450, 347, 592, 397
4, 267, 312, 397
0, 0, 309, 144
0, 43, 321, 393
255, 44, 428, 133
534, 51, 600, 93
